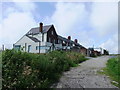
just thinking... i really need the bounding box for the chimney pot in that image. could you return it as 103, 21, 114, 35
74, 39, 78, 43
68, 36, 71, 40
40, 22, 43, 33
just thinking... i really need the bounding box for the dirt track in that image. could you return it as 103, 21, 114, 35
51, 56, 118, 88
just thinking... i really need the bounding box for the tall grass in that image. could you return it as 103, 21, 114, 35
2, 49, 87, 88
106, 56, 120, 87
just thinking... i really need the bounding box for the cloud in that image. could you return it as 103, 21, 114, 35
1, 2, 118, 54
1, 12, 37, 43
44, 2, 95, 47
45, 2, 118, 53
51, 2, 88, 35
99, 33, 118, 54
90, 2, 118, 54
1, 1, 37, 48
90, 2, 118, 38
0, 2, 2, 24
13, 0, 36, 12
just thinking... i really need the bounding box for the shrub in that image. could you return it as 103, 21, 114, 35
2, 49, 87, 88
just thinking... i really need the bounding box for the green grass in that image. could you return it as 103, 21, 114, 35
0, 51, 2, 89
2, 49, 87, 88
99, 57, 120, 88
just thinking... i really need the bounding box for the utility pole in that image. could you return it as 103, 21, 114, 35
25, 43, 27, 52
100, 47, 102, 55
13, 44, 15, 49
39, 41, 41, 54
2, 45, 4, 51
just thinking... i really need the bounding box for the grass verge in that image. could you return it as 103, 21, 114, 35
98, 56, 120, 88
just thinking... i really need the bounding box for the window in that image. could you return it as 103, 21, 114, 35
36, 46, 49, 50
58, 40, 60, 44
49, 37, 51, 42
14, 45, 21, 50
54, 39, 56, 44
28, 45, 31, 52
36, 46, 38, 50
40, 46, 46, 50
58, 40, 62, 44
51, 31, 53, 35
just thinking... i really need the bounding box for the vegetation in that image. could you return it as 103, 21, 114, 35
100, 56, 120, 87
0, 51, 2, 68
0, 51, 2, 90
106, 57, 120, 87
2, 49, 87, 88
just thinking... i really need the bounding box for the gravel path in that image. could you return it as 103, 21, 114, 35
51, 56, 118, 88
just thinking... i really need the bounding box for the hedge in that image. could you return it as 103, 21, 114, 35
2, 49, 87, 88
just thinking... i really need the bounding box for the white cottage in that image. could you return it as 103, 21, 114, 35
14, 22, 83, 53
14, 23, 63, 53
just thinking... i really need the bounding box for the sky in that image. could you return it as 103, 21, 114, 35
0, 0, 118, 54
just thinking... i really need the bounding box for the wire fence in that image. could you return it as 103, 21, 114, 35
0, 44, 13, 89
0, 44, 13, 51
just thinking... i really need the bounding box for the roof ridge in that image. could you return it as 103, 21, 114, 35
26, 24, 53, 35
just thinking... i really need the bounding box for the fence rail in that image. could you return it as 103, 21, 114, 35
0, 44, 13, 51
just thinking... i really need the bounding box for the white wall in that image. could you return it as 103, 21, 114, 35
44, 33, 47, 42
14, 33, 62, 53
34, 34, 42, 41
14, 35, 39, 53
33, 33, 47, 42
14, 35, 51, 53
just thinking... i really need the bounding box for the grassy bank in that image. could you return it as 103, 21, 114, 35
103, 56, 120, 87
2, 49, 87, 88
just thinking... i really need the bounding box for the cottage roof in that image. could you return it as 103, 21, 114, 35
26, 25, 52, 35
58, 35, 69, 42
81, 45, 87, 49
58, 35, 75, 43
75, 43, 82, 47
58, 35, 82, 47
26, 35, 40, 42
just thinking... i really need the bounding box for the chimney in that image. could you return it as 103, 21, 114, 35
68, 36, 71, 40
74, 39, 78, 43
40, 22, 43, 33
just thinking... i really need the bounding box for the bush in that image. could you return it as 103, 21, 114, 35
2, 49, 87, 88
66, 51, 87, 64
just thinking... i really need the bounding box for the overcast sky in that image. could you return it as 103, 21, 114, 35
0, 0, 118, 54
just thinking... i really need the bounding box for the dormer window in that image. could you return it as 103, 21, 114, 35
51, 31, 53, 35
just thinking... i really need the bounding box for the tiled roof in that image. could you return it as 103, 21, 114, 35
58, 35, 82, 47
58, 35, 69, 42
26, 35, 40, 42
26, 25, 52, 35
